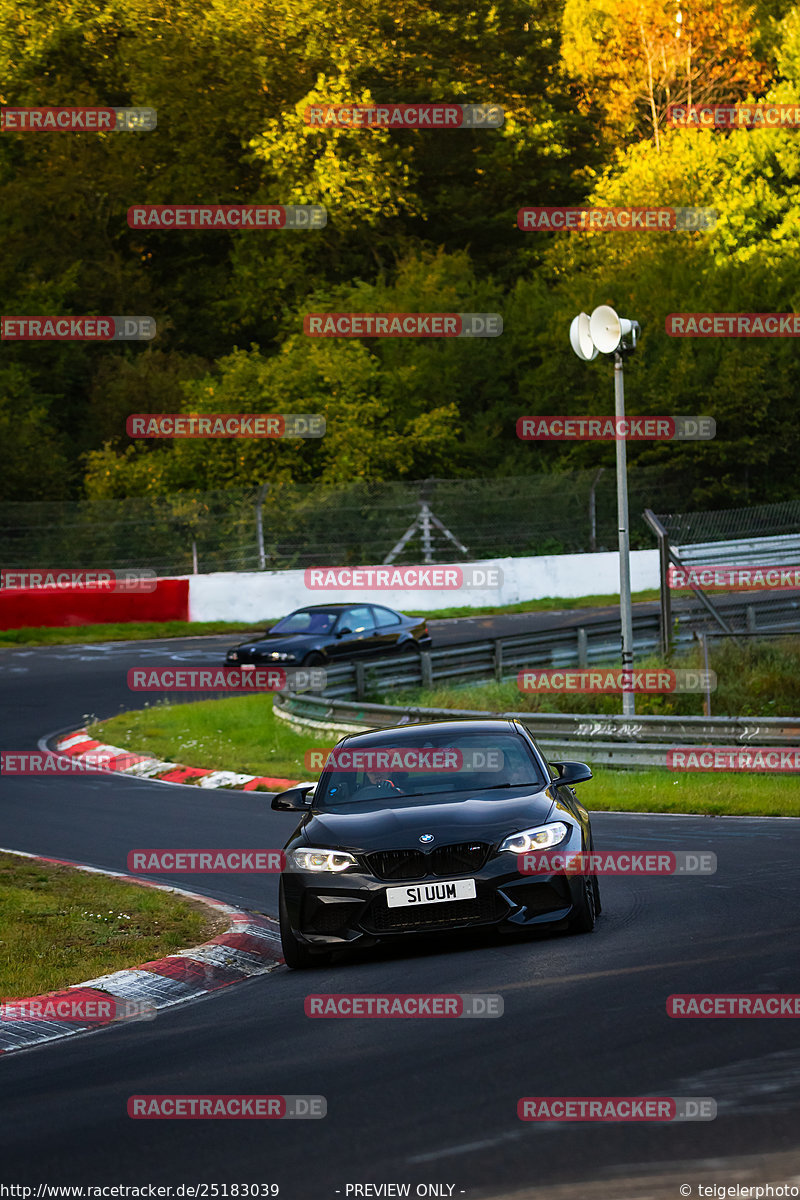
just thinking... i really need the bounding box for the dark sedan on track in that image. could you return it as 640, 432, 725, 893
273, 718, 601, 967
226, 603, 431, 668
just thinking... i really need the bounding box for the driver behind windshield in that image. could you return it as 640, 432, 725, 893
354, 768, 407, 795
316, 738, 545, 807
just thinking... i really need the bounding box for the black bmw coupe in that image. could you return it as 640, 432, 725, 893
226, 603, 431, 667
273, 718, 601, 967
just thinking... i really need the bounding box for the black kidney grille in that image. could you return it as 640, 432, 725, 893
366, 842, 489, 881
431, 842, 489, 875
367, 849, 427, 880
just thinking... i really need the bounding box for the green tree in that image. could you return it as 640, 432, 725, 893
0, 366, 72, 499
561, 0, 768, 148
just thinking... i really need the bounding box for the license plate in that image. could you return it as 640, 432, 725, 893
239, 663, 256, 671
386, 878, 477, 908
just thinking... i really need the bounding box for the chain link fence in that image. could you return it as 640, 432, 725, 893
0, 468, 701, 575
656, 499, 800, 546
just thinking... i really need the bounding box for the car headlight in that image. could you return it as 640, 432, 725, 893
270, 651, 295, 661
497, 822, 570, 854
289, 847, 358, 872
227, 651, 238, 661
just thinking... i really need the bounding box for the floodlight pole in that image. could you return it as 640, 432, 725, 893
571, 306, 639, 718
255, 481, 270, 570
614, 352, 635, 717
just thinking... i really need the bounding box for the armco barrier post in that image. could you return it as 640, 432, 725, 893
643, 509, 672, 656
577, 627, 588, 668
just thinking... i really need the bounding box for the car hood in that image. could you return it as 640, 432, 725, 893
301, 788, 557, 852
233, 633, 315, 653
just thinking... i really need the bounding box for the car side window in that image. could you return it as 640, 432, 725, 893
373, 606, 402, 627
284, 612, 313, 632
338, 606, 376, 633
306, 611, 335, 633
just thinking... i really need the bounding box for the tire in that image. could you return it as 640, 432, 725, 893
567, 872, 599, 934
279, 882, 316, 969
302, 651, 325, 667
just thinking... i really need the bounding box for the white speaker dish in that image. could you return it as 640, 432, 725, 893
569, 313, 598, 361
589, 305, 623, 353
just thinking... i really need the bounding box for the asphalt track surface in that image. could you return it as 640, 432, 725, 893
1, 616, 799, 1196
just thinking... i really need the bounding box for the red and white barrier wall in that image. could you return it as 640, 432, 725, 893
0, 578, 189, 629
0, 551, 659, 629
187, 551, 659, 622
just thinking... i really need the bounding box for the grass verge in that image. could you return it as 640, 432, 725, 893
0, 851, 226, 997
405, 588, 661, 619
581, 767, 798, 818
0, 620, 266, 648
89, 694, 330, 781
0, 590, 663, 647
383, 638, 800, 718
88, 693, 800, 815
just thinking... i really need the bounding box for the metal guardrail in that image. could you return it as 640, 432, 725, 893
656, 499, 800, 548
275, 691, 799, 745
309, 592, 800, 703
274, 692, 800, 768
274, 592, 800, 767
645, 508, 800, 651
677, 533, 800, 565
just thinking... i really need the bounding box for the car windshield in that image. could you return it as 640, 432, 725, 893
269, 610, 339, 635
314, 732, 547, 808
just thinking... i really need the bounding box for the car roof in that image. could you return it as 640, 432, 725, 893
339, 719, 518, 747
290, 603, 397, 613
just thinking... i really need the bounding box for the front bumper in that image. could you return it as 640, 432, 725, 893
281, 840, 586, 950
226, 652, 297, 665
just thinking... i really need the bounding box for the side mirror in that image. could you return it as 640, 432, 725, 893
271, 783, 316, 811
551, 761, 593, 787
336, 627, 352, 638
